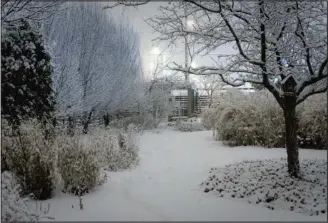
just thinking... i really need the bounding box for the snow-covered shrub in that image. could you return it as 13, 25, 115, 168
298, 94, 327, 149
174, 117, 204, 132
176, 120, 205, 132
78, 125, 139, 172
1, 171, 54, 222
1, 119, 12, 172
1, 171, 40, 222
103, 125, 140, 171
56, 136, 106, 196
213, 90, 326, 149
109, 115, 154, 132
214, 90, 285, 147
109, 132, 138, 170
1, 19, 55, 127
201, 108, 217, 130
2, 121, 56, 200
56, 125, 139, 194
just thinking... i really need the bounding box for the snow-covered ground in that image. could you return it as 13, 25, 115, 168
37, 130, 327, 221
201, 158, 327, 216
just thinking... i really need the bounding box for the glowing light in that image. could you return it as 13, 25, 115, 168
186, 20, 195, 28
151, 47, 160, 55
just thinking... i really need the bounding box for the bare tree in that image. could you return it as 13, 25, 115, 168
1, 0, 62, 24
106, 0, 327, 177
103, 0, 151, 10
150, 0, 327, 177
199, 74, 225, 108
133, 50, 182, 127
43, 2, 142, 133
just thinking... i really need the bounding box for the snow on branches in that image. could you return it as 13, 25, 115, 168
42, 2, 143, 117
147, 0, 327, 107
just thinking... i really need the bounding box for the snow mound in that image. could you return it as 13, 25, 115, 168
176, 122, 204, 132
175, 118, 205, 132
201, 158, 327, 216
1, 171, 53, 222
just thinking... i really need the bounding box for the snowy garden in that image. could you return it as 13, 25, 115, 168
1, 1, 327, 222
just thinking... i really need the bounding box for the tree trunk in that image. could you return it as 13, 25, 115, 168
152, 102, 157, 126
52, 117, 57, 128
82, 109, 93, 134
103, 113, 110, 127
67, 116, 74, 136
283, 94, 300, 178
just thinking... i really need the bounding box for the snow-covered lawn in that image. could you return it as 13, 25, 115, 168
37, 130, 326, 221
201, 158, 327, 216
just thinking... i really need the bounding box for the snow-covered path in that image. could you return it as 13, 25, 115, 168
46, 130, 327, 221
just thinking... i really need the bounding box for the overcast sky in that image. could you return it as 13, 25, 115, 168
104, 2, 238, 87
104, 2, 165, 75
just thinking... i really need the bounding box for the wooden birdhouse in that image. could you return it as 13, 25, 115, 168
281, 74, 297, 93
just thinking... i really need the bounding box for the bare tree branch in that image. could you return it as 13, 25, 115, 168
1, 1, 62, 24
105, 0, 327, 112
103, 0, 151, 9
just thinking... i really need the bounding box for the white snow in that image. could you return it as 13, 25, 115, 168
2, 172, 53, 221
175, 118, 205, 132
25, 41, 36, 51
171, 89, 188, 96
201, 158, 327, 216
35, 130, 327, 221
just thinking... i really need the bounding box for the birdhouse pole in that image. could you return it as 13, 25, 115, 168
281, 74, 300, 177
